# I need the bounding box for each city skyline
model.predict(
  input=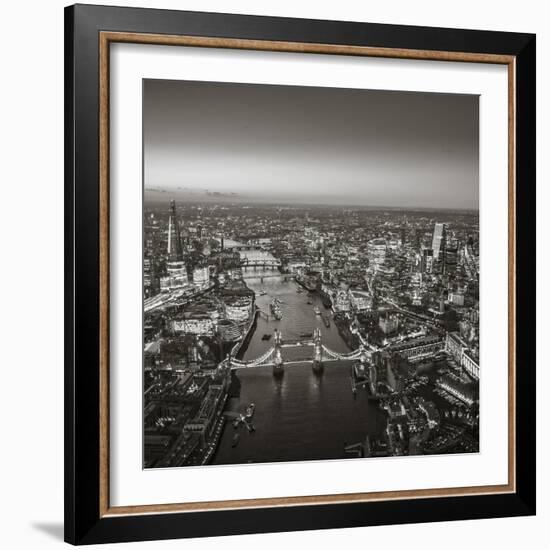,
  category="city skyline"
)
[143,199,480,468]
[144,80,479,210]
